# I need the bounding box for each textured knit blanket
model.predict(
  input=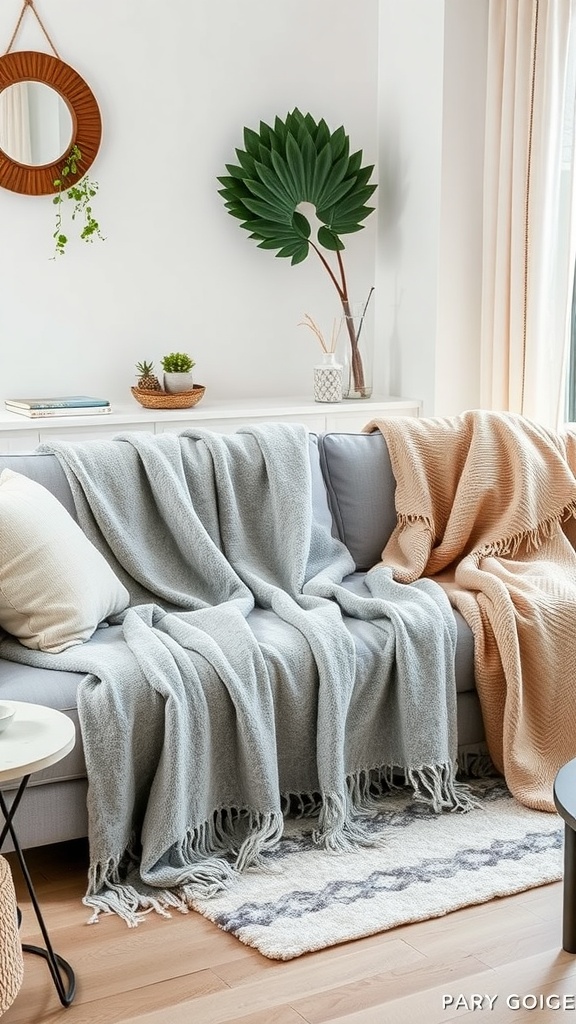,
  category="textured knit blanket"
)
[0,425,472,924]
[365,409,576,812]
